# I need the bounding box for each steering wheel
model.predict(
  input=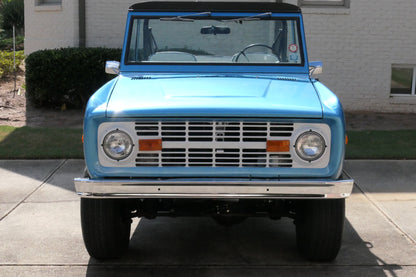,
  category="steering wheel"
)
[234,43,274,62]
